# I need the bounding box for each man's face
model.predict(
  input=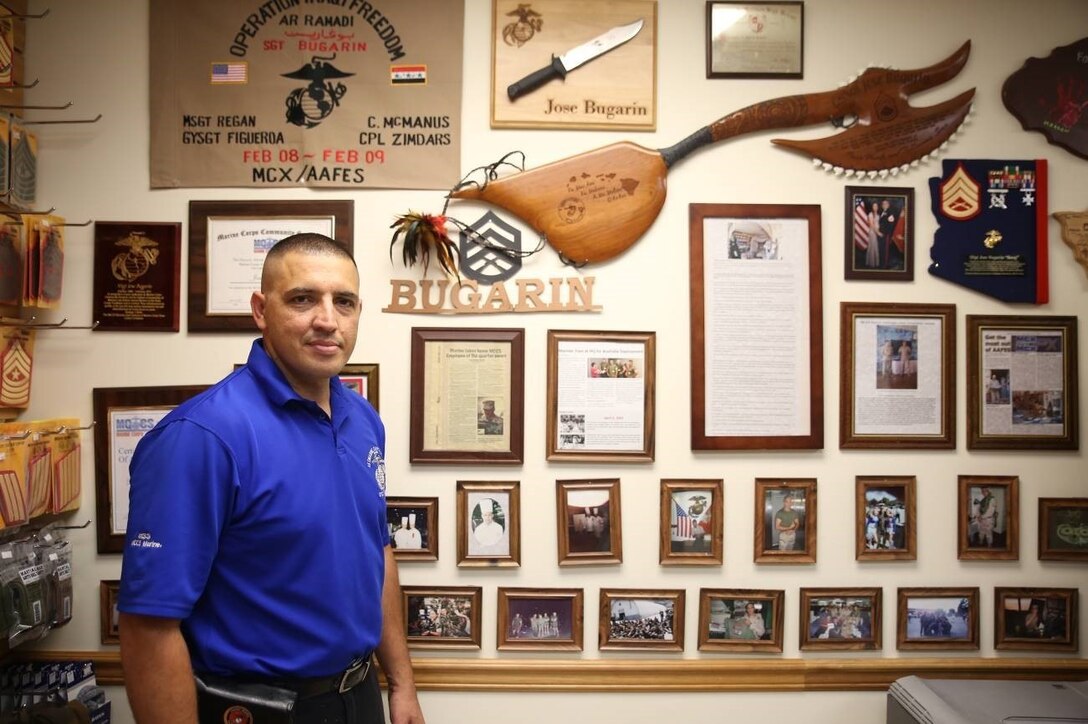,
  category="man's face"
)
[251,250,360,397]
[782,496,793,510]
[881,199,891,210]
[481,509,493,523]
